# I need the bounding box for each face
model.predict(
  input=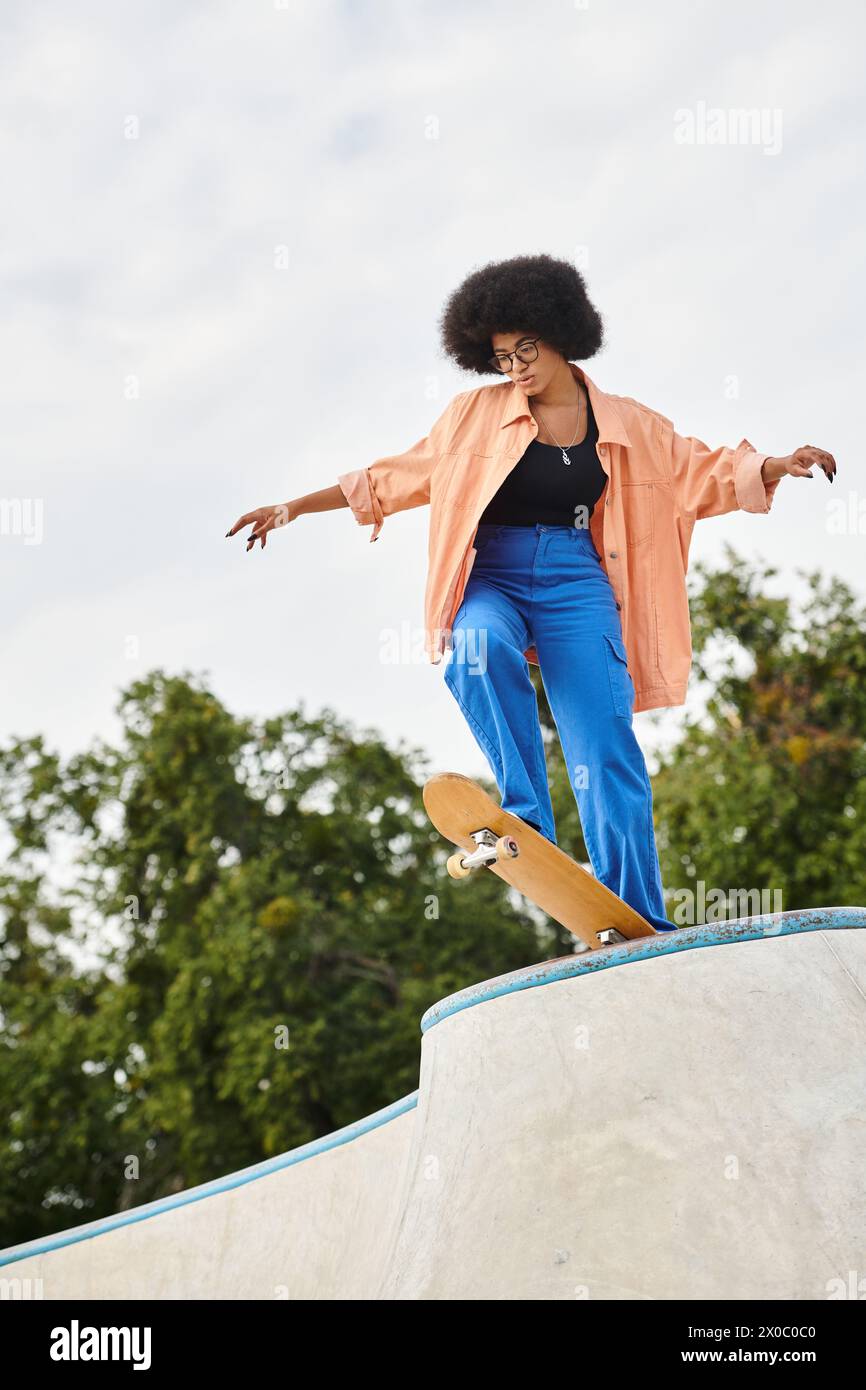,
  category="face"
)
[489,331,560,393]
